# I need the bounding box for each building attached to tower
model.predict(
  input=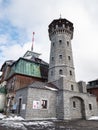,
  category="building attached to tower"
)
[0,18,98,120]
